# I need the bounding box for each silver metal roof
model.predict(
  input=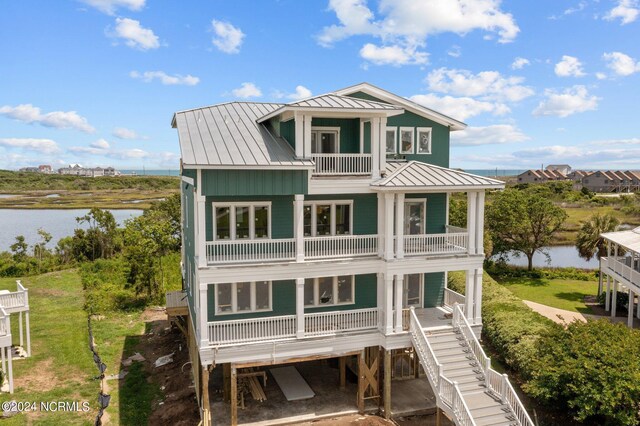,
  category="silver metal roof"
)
[601,227,640,253]
[373,161,505,191]
[173,102,314,167]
